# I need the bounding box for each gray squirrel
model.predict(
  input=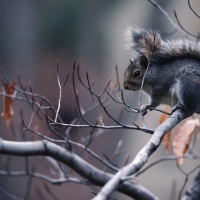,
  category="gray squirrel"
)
[123,27,200,115]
